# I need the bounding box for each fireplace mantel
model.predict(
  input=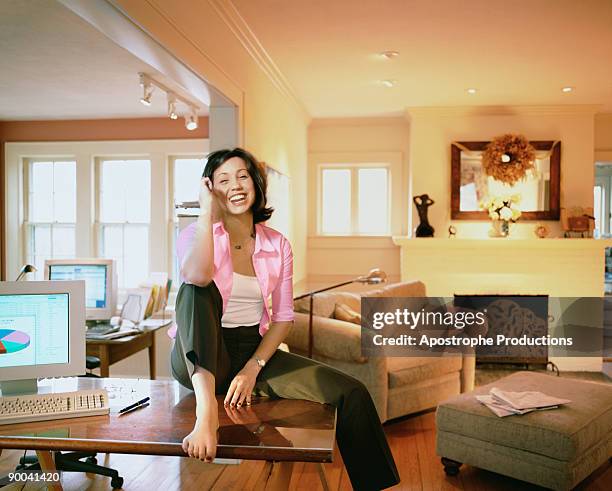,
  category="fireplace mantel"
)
[391,238,612,298]
[391,238,611,372]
